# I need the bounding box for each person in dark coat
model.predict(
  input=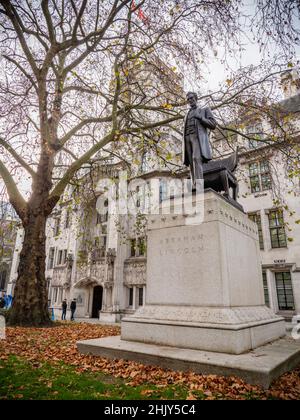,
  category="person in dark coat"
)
[70,299,77,321]
[183,92,217,187]
[0,292,5,309]
[61,299,67,320]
